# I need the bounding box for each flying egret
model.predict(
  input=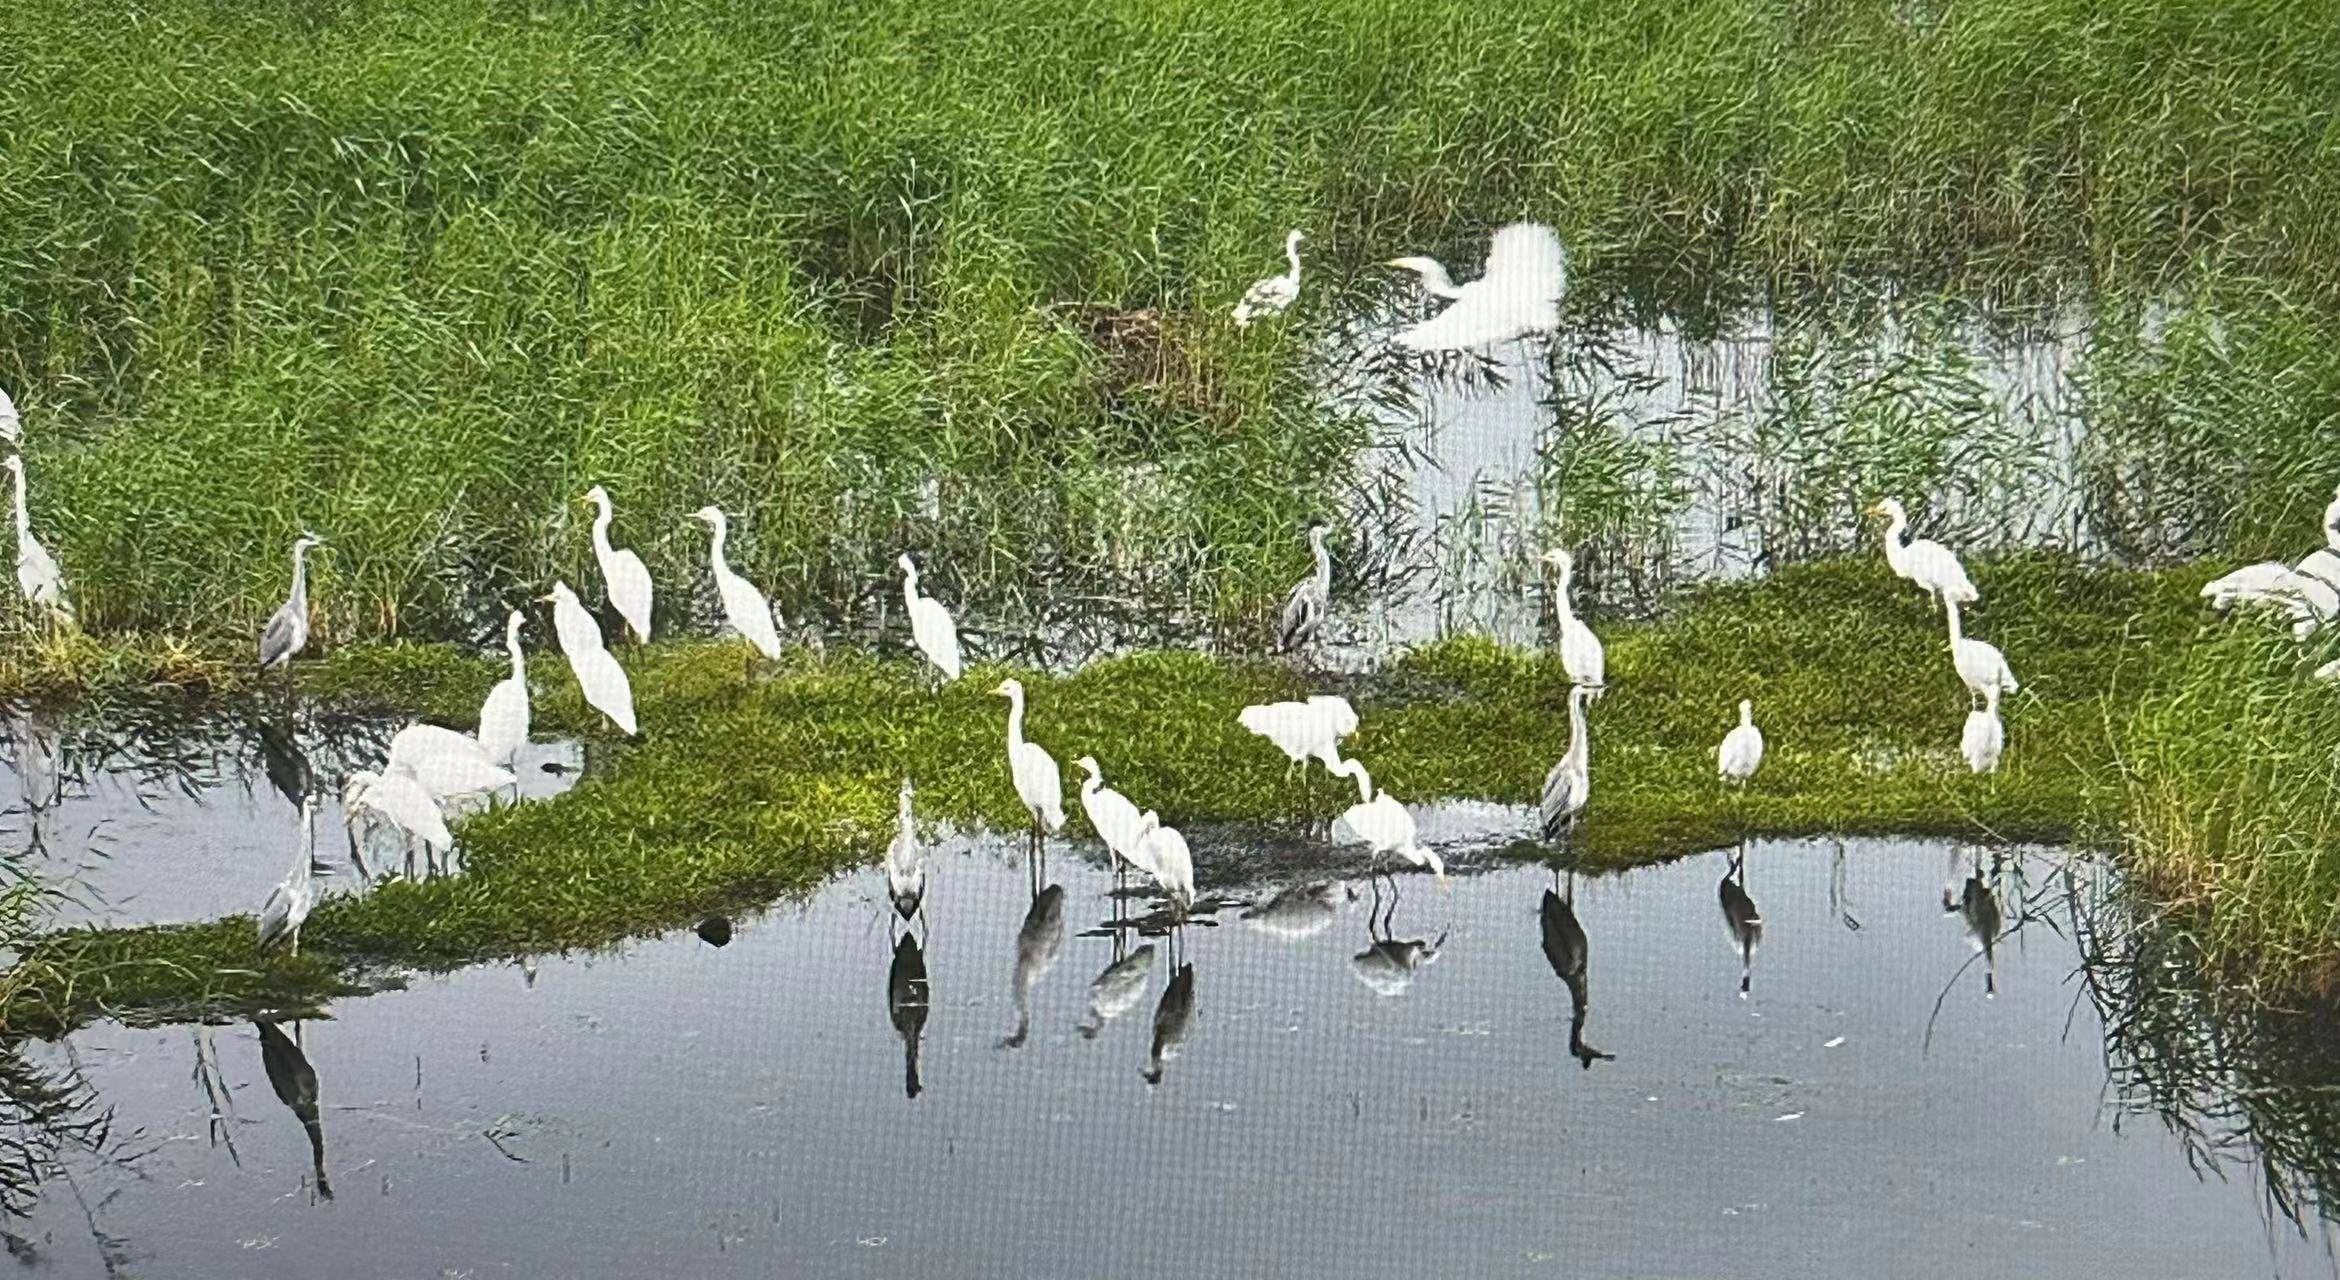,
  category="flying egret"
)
[477,610,530,769]
[1719,856,1762,998]
[386,722,515,801]
[0,387,17,444]
[1277,523,1332,656]
[1077,944,1156,1040]
[1944,596,2019,710]
[1541,548,1605,693]
[1135,810,1196,917]
[1236,694,1356,817]
[343,769,454,879]
[1962,685,2005,775]
[898,554,962,686]
[885,777,925,922]
[541,582,638,735]
[1076,755,1147,884]
[257,795,322,956]
[1232,230,1304,329]
[999,884,1066,1050]
[1386,222,1568,352]
[1540,685,1593,845]
[581,486,654,644]
[258,533,325,671]
[1142,962,1197,1085]
[1868,498,1977,612]
[1328,756,1448,891]
[995,679,1066,882]
[688,506,784,669]
[5,456,69,623]
[1717,700,1764,785]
